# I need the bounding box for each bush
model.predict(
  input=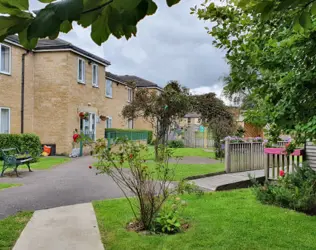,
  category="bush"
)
[168,140,184,148]
[253,164,316,213]
[153,197,187,234]
[104,128,152,143]
[0,134,41,161]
